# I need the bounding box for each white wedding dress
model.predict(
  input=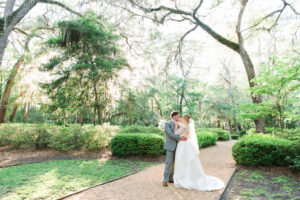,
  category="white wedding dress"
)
[174,119,224,191]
